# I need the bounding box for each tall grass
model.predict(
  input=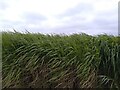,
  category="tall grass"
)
[2,31,120,88]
